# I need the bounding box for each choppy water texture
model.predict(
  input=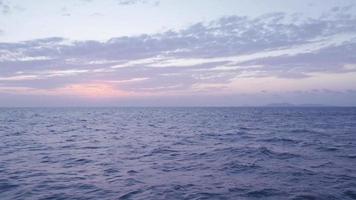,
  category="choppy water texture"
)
[1,107,356,200]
